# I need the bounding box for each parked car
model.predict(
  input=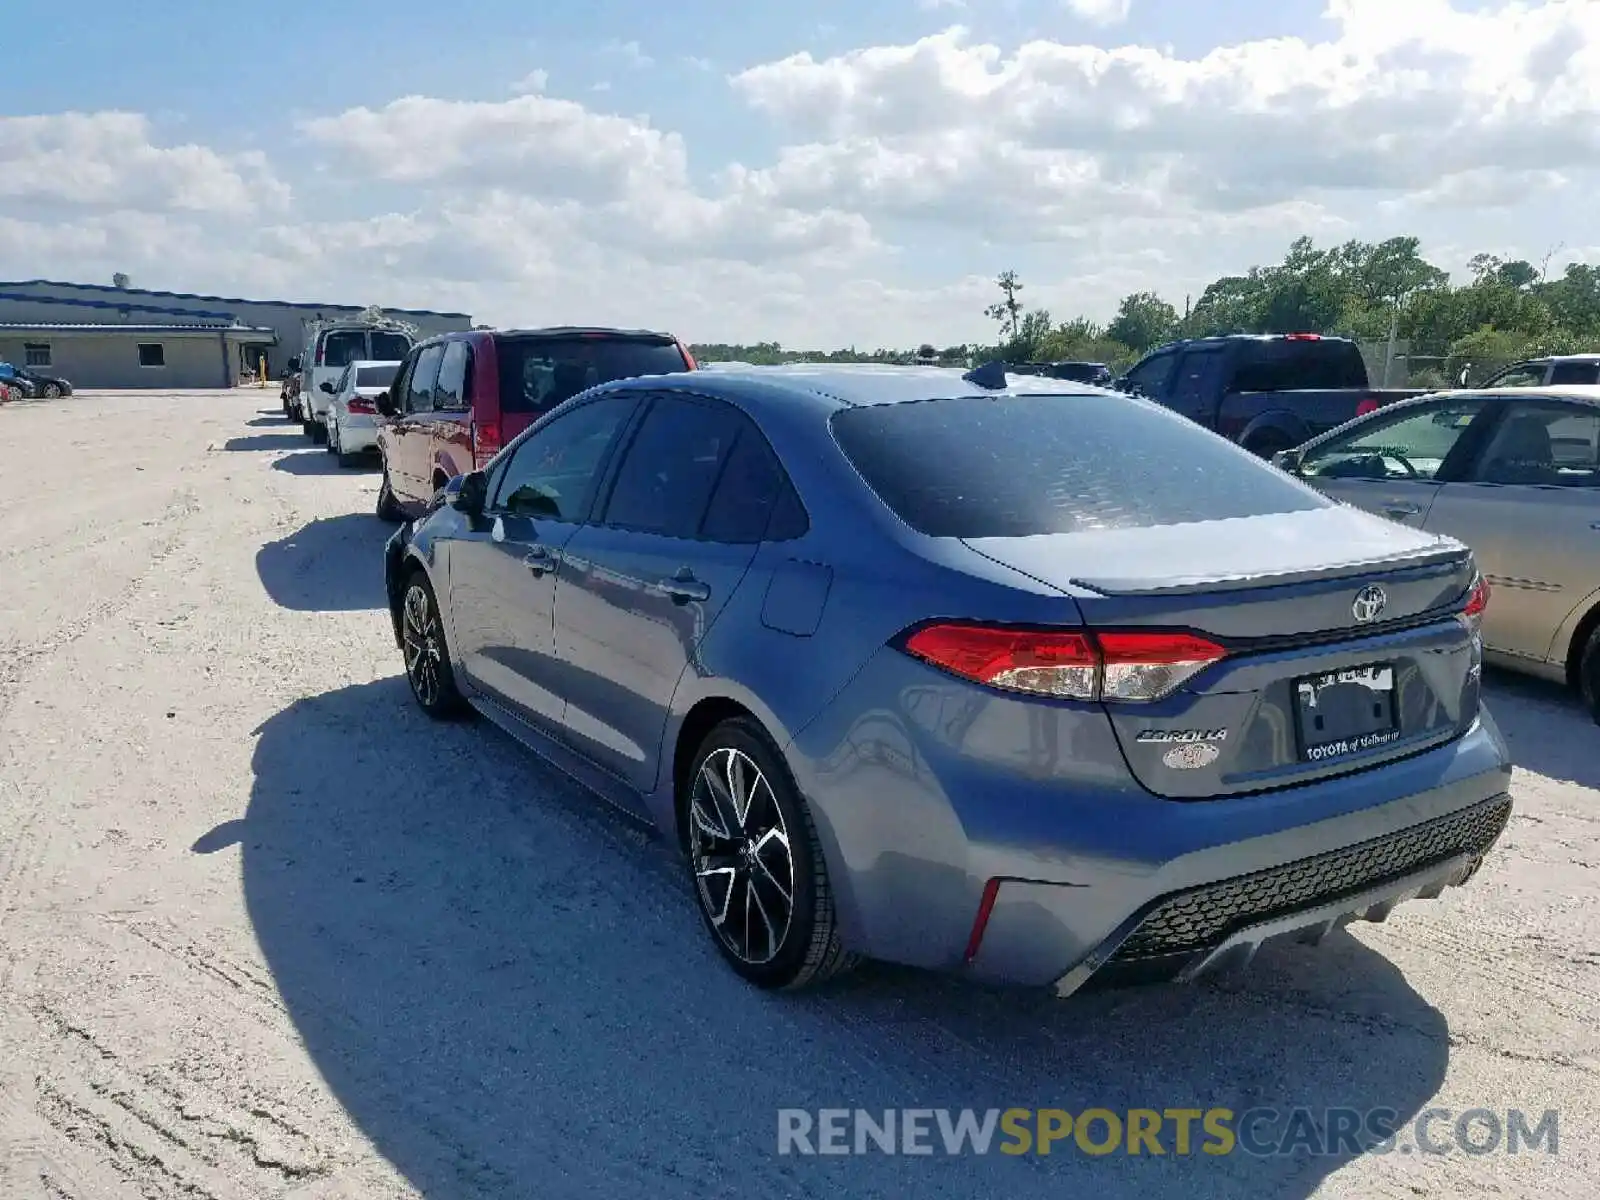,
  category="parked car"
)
[1274,385,1600,720]
[1475,354,1600,389]
[372,325,696,521]
[323,359,400,467]
[1113,333,1431,457]
[0,363,72,398]
[382,363,1511,994]
[288,317,416,442]
[0,363,33,399]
